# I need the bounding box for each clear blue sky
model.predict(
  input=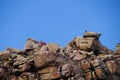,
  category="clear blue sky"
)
[0,0,120,51]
